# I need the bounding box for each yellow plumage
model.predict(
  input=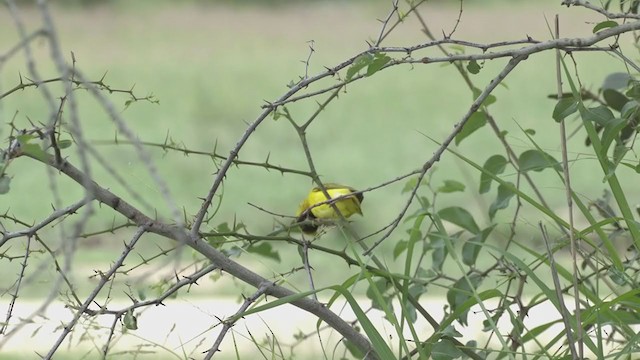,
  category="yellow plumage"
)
[295,183,364,233]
